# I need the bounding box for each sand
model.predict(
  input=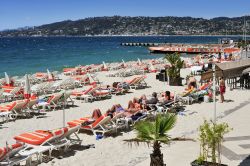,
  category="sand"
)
[1,67,250,166]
